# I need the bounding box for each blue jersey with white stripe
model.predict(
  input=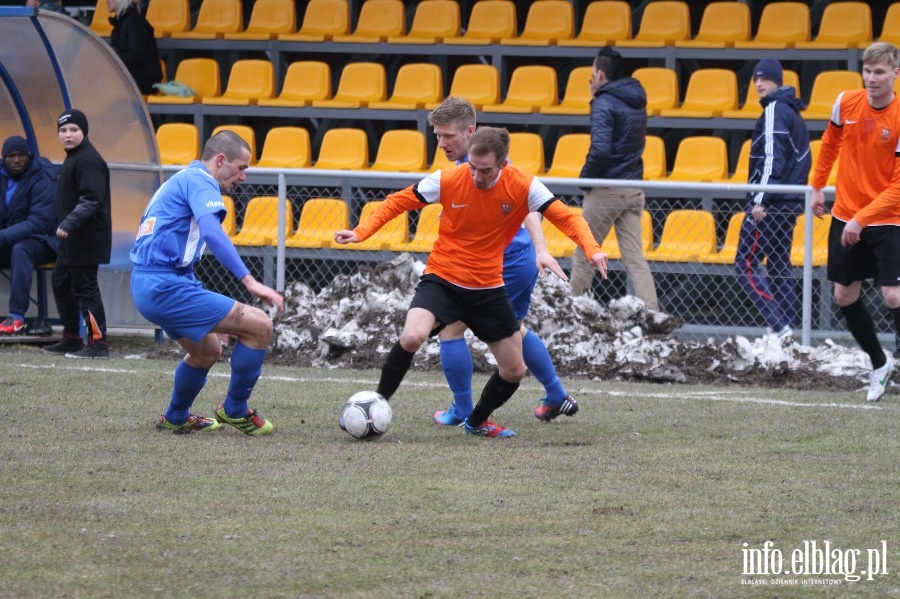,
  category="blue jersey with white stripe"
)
[130,161,226,269]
